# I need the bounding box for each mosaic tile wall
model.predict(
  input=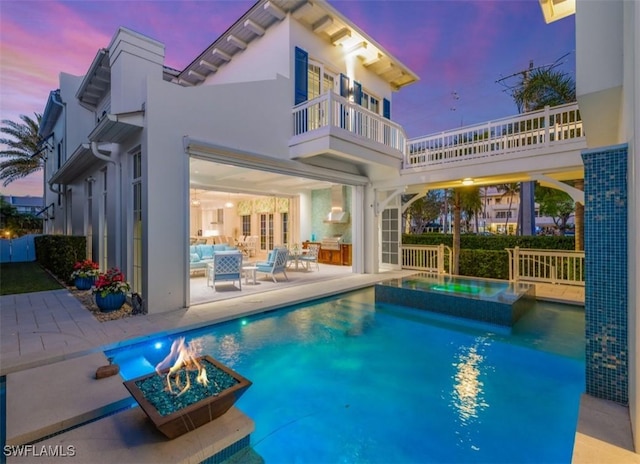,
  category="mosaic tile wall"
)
[310,187,352,243]
[582,144,628,404]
